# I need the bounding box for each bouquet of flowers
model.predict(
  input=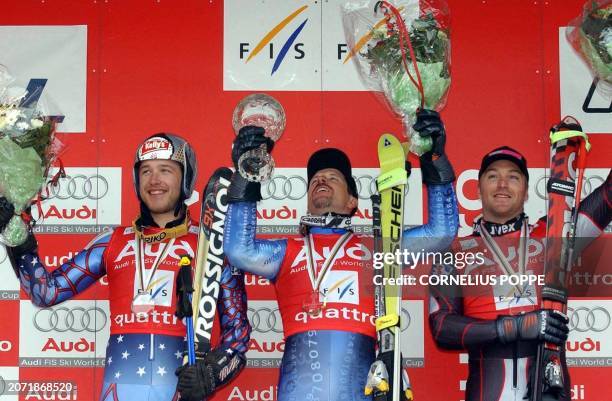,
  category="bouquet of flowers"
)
[342,0,451,155]
[0,65,63,246]
[566,1,612,89]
